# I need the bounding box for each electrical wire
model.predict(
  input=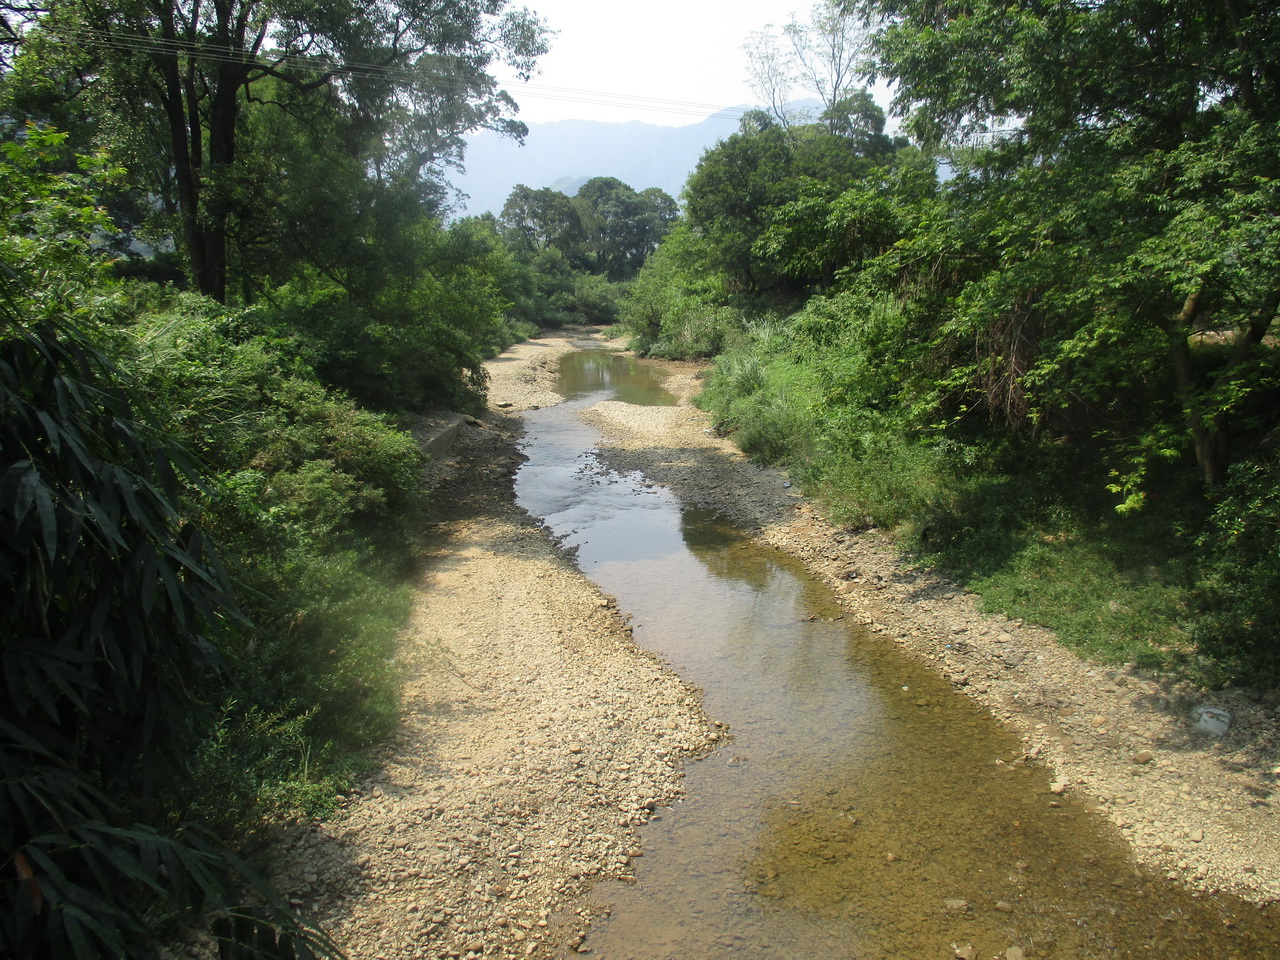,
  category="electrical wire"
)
[47,23,753,122]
